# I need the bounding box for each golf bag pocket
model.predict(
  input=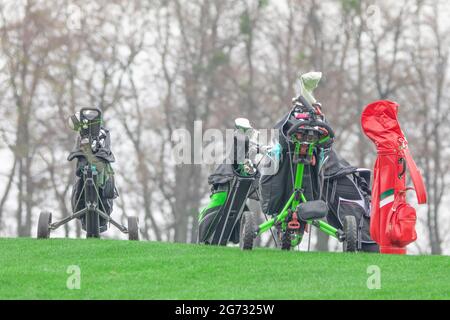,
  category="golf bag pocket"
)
[386,192,417,247]
[102,174,116,199]
[198,176,254,245]
[260,154,294,216]
[323,170,373,243]
[198,190,228,244]
[97,163,116,199]
[260,174,283,215]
